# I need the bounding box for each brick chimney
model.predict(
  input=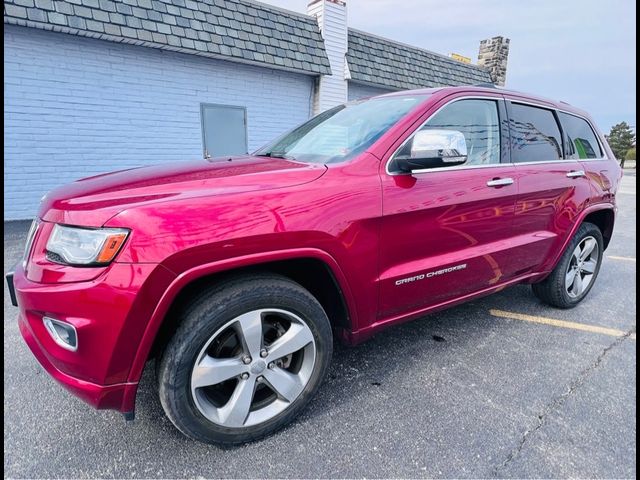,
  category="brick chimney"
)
[308,0,348,113]
[477,36,510,86]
